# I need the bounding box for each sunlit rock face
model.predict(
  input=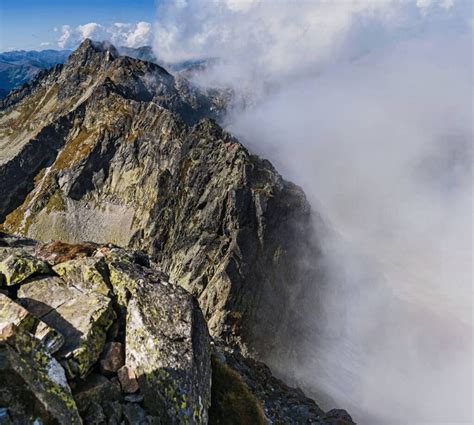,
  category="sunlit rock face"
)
[0,39,319,362]
[0,39,355,423]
